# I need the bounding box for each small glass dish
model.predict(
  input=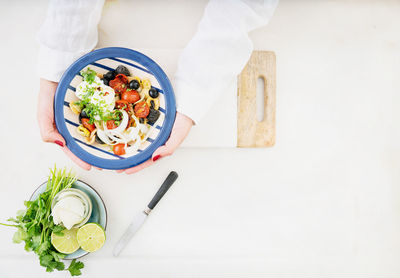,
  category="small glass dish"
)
[51,188,93,229]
